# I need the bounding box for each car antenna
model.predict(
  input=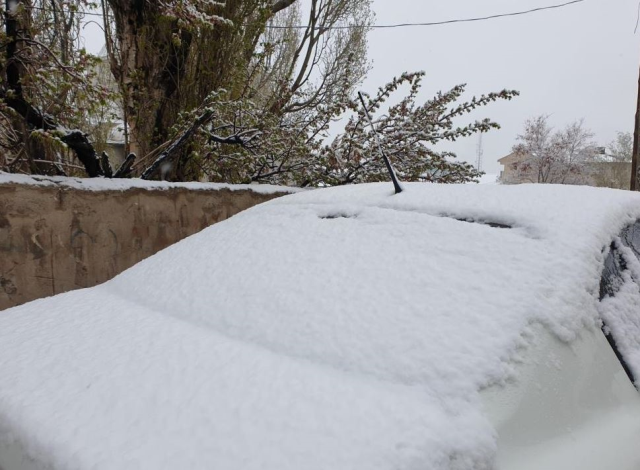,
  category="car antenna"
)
[358,91,403,194]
